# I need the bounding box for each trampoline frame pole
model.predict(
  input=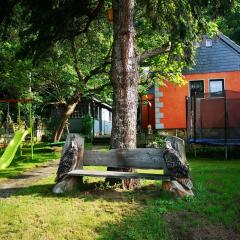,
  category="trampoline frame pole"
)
[224,90,228,160]
[193,92,197,143]
[185,97,188,139]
